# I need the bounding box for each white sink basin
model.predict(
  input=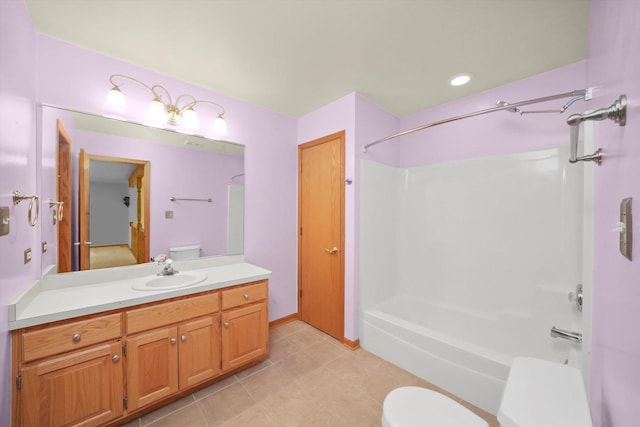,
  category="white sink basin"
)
[132,271,207,291]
